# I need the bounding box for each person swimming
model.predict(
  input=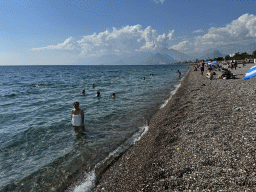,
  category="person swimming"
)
[81,89,85,94]
[96,92,100,97]
[112,93,115,98]
[92,83,95,88]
